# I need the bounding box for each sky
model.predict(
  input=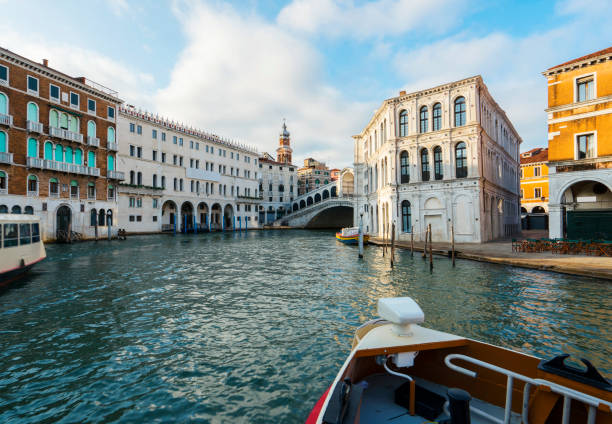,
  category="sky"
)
[1,0,610,167]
